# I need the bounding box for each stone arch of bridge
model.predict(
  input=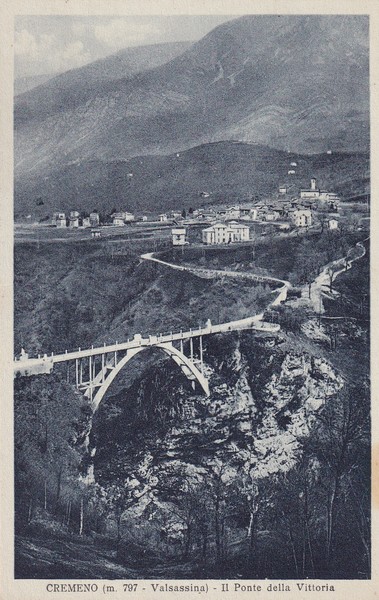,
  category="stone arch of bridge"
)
[86,342,209,412]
